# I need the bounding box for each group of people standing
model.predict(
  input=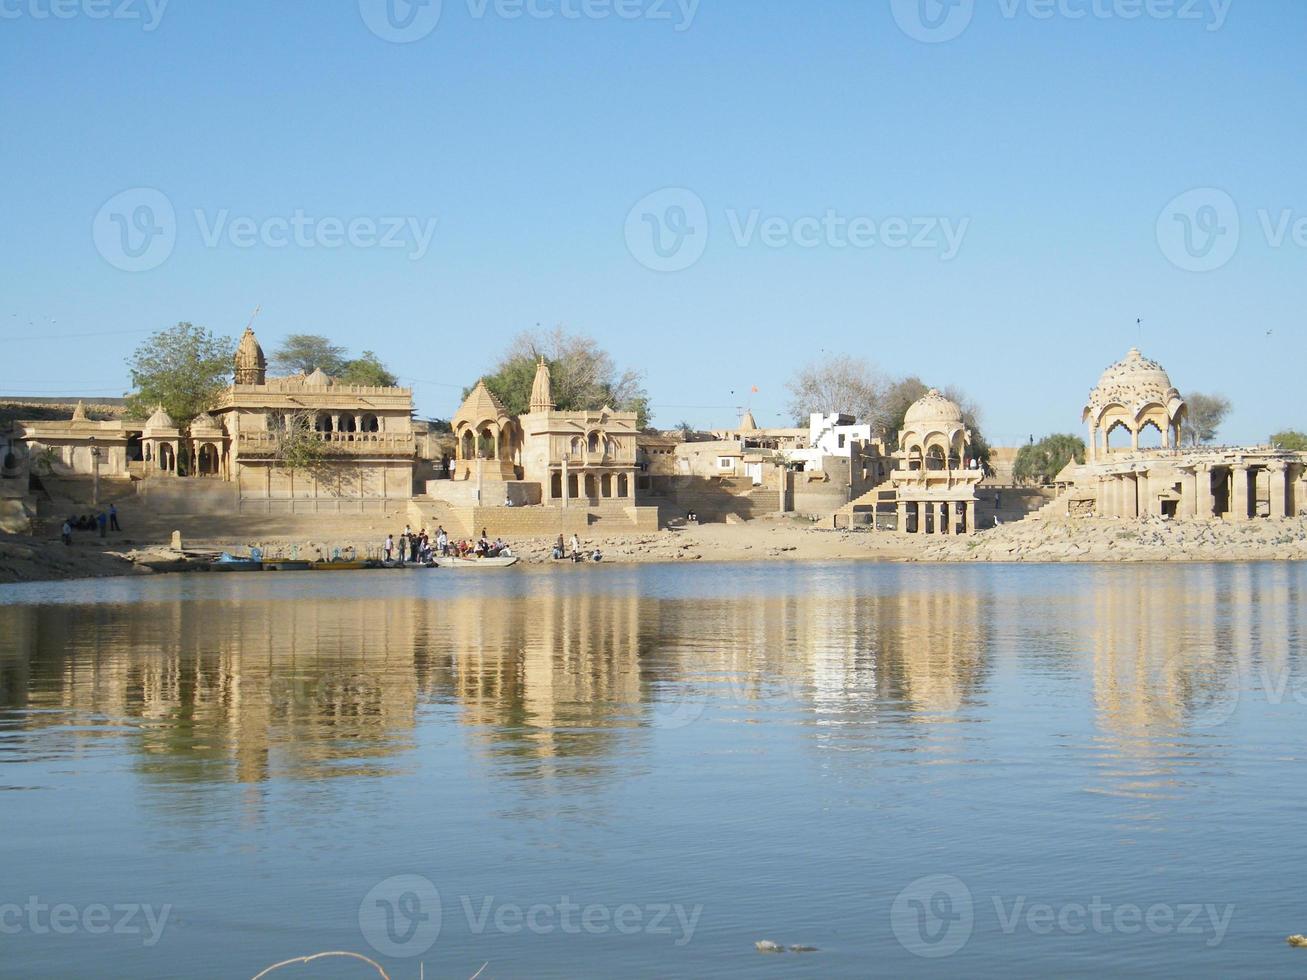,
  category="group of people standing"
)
[61,504,120,545]
[552,533,602,563]
[382,525,514,564]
